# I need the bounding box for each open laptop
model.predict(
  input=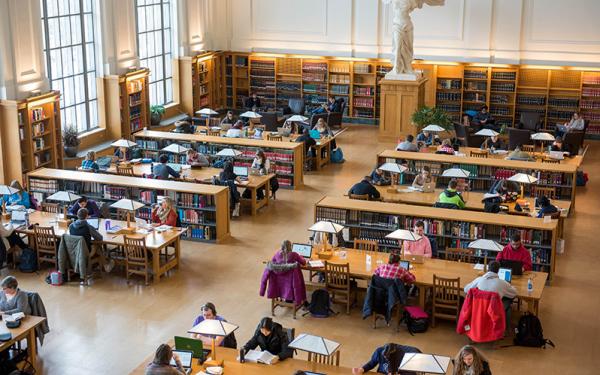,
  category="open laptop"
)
[403,254,424,264]
[174,336,210,361]
[277,127,291,137]
[233,166,249,181]
[309,129,321,139]
[499,259,523,276]
[399,260,410,270]
[170,350,193,375]
[292,243,313,259]
[422,182,435,193]
[220,123,232,131]
[498,268,513,283]
[10,211,28,227]
[87,218,100,229]
[548,150,564,160]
